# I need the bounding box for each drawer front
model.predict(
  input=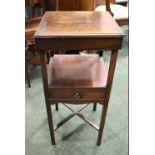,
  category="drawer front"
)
[48,88,106,100]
